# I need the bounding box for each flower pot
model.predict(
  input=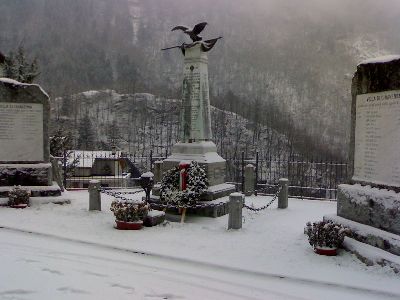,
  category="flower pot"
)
[10,203,28,209]
[115,220,143,230]
[314,246,337,256]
